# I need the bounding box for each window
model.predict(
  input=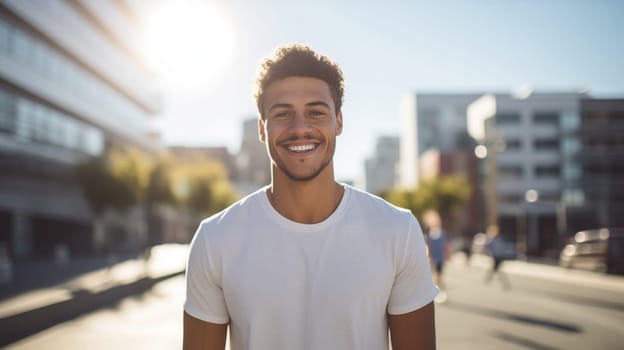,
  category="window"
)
[499,193,522,203]
[495,113,520,124]
[419,108,439,120]
[0,17,10,52]
[533,112,559,125]
[2,19,147,134]
[535,165,560,177]
[538,192,560,202]
[504,139,522,151]
[3,87,104,155]
[15,99,34,140]
[31,104,47,142]
[499,165,523,177]
[534,139,559,150]
[0,89,15,132]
